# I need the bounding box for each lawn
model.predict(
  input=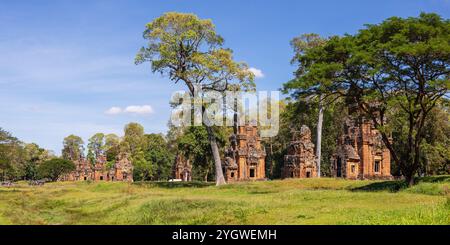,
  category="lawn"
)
[0,177,448,225]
